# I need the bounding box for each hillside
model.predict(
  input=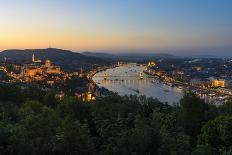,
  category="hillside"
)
[0,48,111,71]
